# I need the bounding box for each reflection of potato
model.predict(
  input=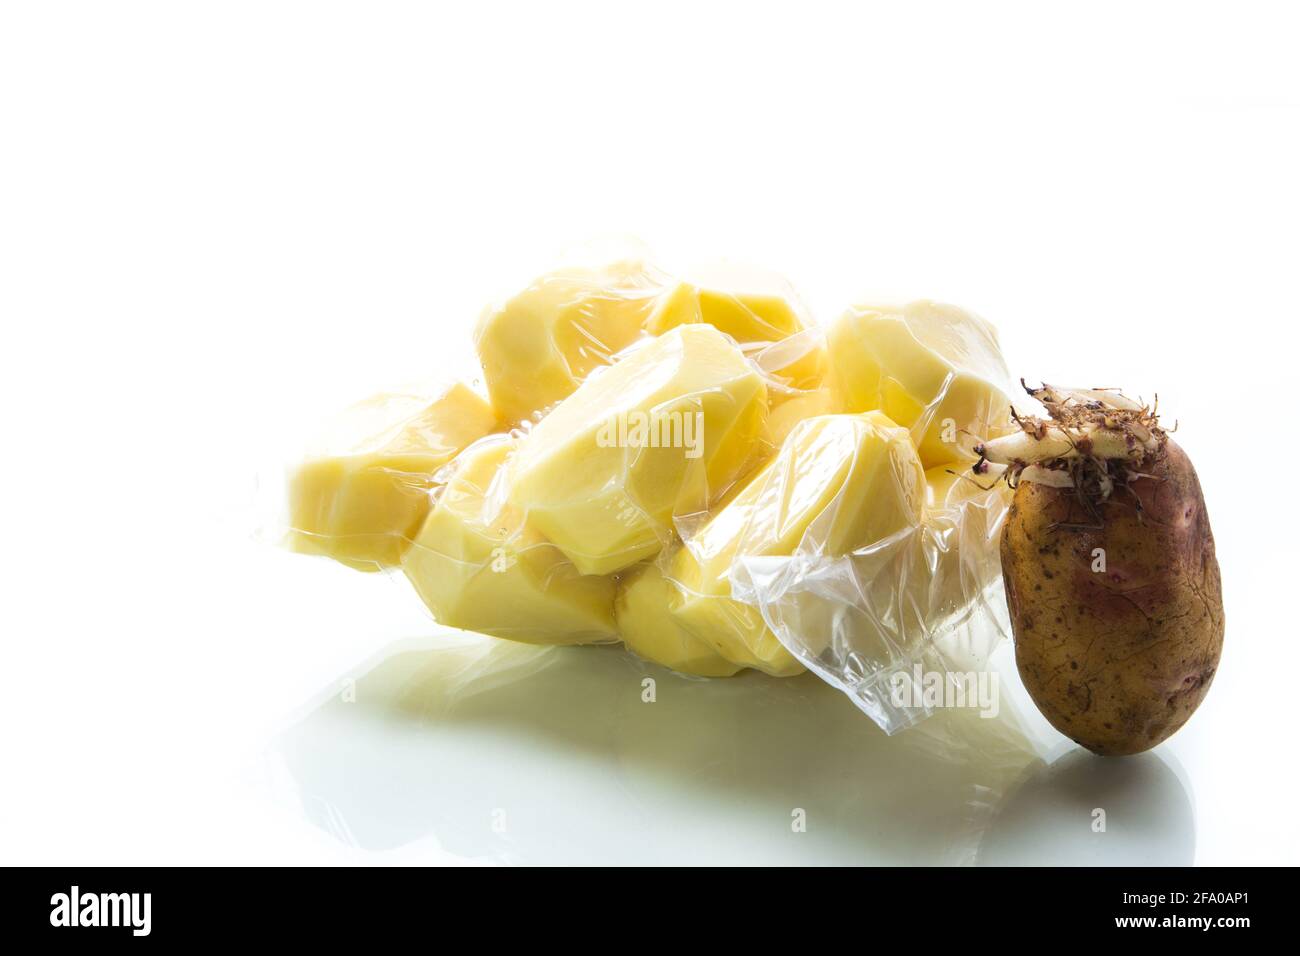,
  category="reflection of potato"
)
[977,748,1194,866]
[1002,441,1224,755]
